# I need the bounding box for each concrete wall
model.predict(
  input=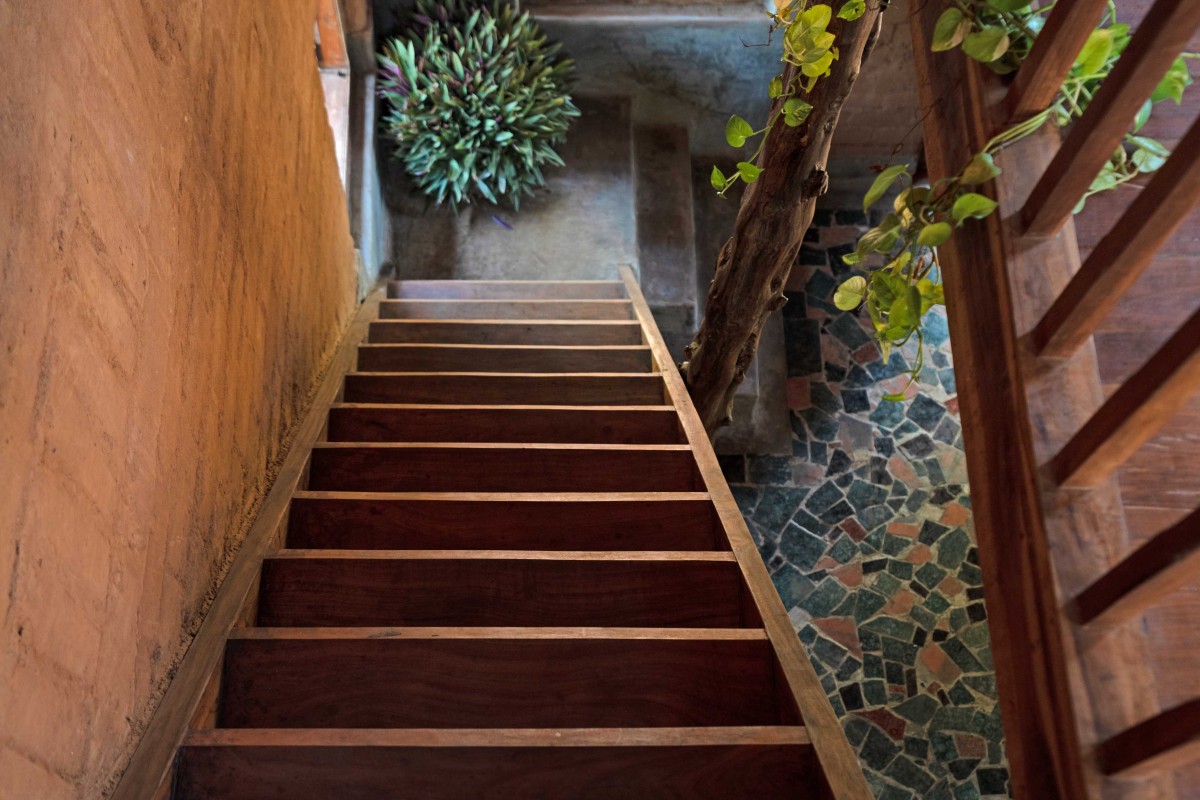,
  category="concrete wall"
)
[0,3,358,797]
